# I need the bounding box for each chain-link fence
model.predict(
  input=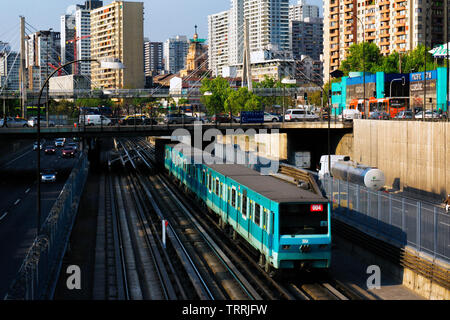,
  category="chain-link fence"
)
[4,153,89,300]
[321,175,450,264]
